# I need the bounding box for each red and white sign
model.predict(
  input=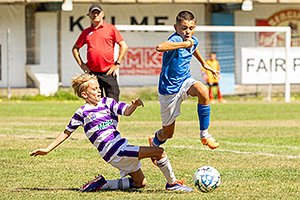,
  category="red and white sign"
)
[121,47,162,75]
[256,9,300,47]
